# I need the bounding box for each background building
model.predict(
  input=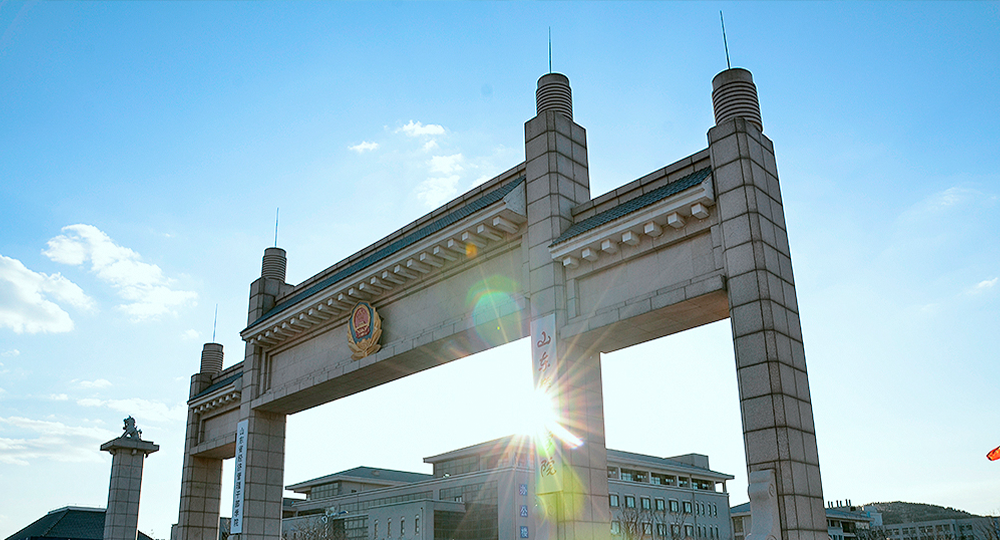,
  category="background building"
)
[280,435,732,540]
